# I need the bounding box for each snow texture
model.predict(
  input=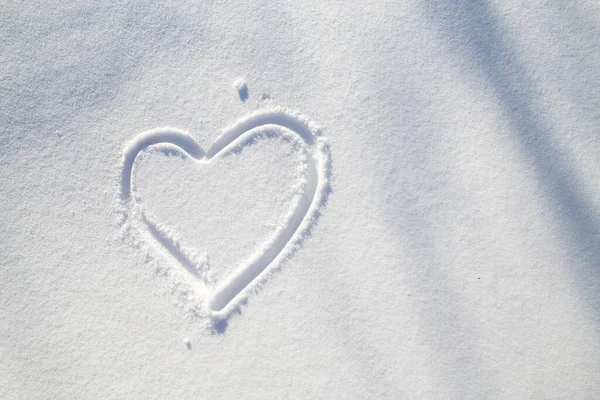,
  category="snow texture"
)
[1,0,600,399]
[233,77,249,102]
